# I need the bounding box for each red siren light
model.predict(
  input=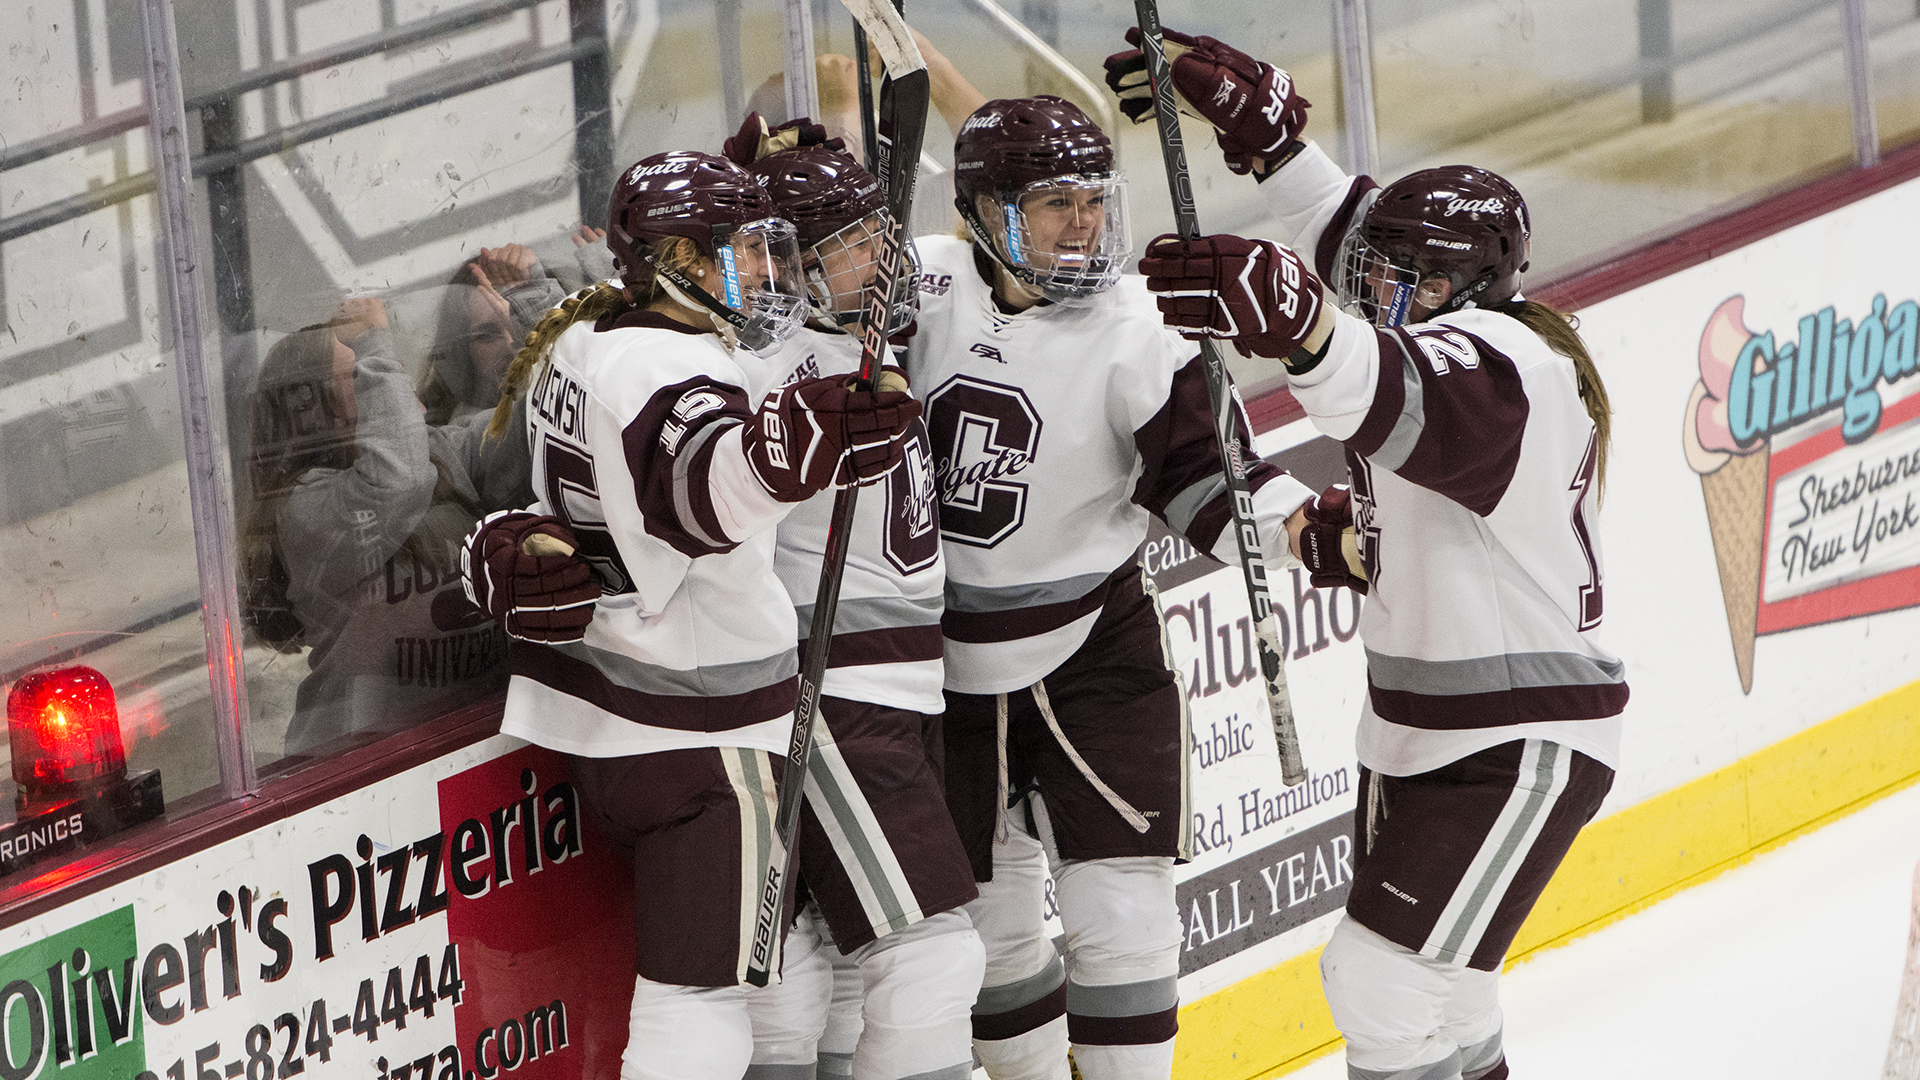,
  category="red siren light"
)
[8,665,127,802]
